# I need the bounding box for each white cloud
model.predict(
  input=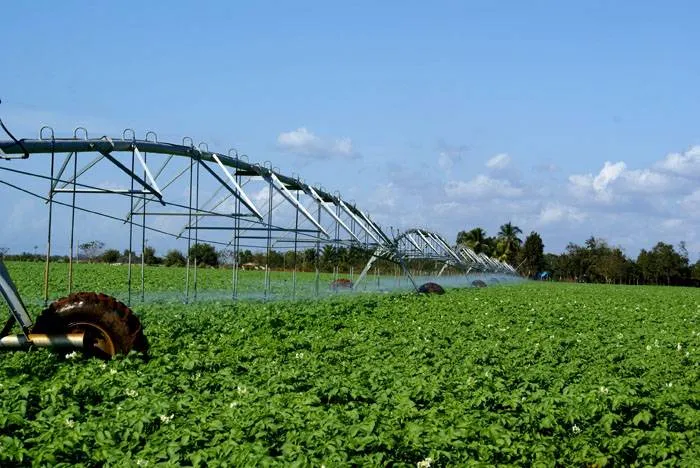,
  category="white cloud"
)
[619,169,676,194]
[486,153,511,170]
[277,127,319,151]
[656,145,700,178]
[277,127,359,159]
[538,202,587,225]
[592,161,626,191]
[679,189,700,217]
[445,175,523,199]
[435,141,468,173]
[570,161,682,203]
[568,161,626,202]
